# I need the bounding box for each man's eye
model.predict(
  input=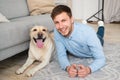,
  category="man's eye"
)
[55,22,59,24]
